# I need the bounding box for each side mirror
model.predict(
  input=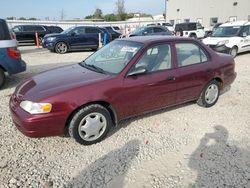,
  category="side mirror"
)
[127,66,147,77]
[142,31,148,35]
[70,32,77,36]
[242,32,247,37]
